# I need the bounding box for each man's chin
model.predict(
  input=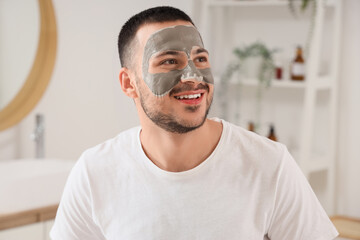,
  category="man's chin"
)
[184,105,201,113]
[162,119,206,134]
[168,114,208,134]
